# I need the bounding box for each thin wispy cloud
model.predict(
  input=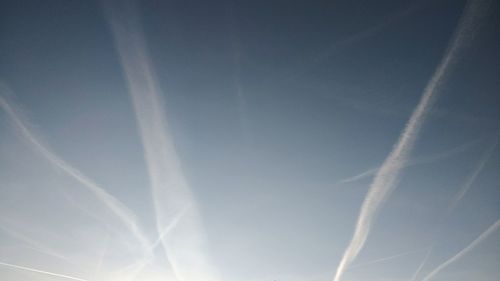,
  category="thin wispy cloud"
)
[105,1,219,280]
[0,261,88,281]
[340,140,479,184]
[421,219,500,281]
[332,1,488,281]
[0,90,151,257]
